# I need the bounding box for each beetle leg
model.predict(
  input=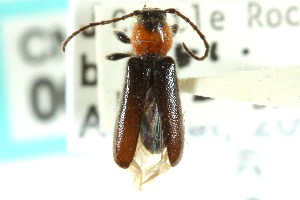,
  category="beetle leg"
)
[106,53,132,61]
[113,30,131,44]
[171,24,179,37]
